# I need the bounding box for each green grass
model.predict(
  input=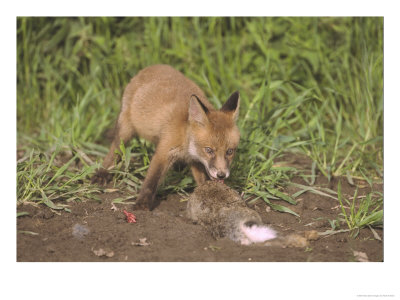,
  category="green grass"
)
[17,17,383,222]
[337,182,383,238]
[17,147,101,209]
